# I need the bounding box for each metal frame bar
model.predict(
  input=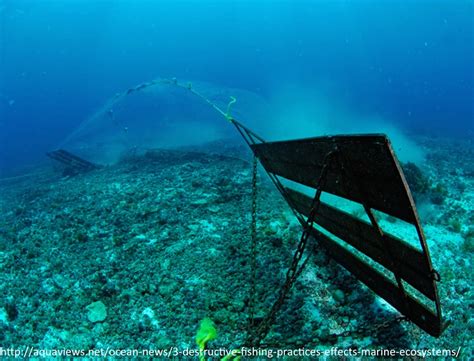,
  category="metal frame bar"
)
[388,145,443,324]
[230,119,307,225]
